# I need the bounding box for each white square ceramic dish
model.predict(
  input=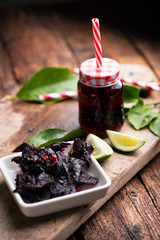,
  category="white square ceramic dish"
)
[0,143,111,217]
